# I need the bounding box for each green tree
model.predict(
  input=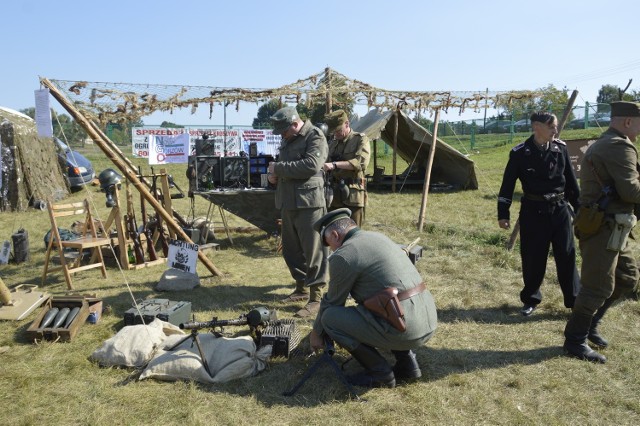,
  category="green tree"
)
[20,108,88,145]
[160,121,184,128]
[495,84,573,121]
[596,83,636,111]
[106,118,144,146]
[252,99,283,129]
